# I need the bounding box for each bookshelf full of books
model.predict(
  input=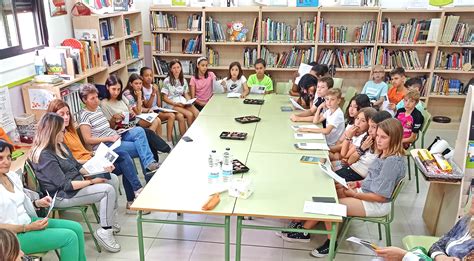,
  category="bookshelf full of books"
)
[148,6,474,127]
